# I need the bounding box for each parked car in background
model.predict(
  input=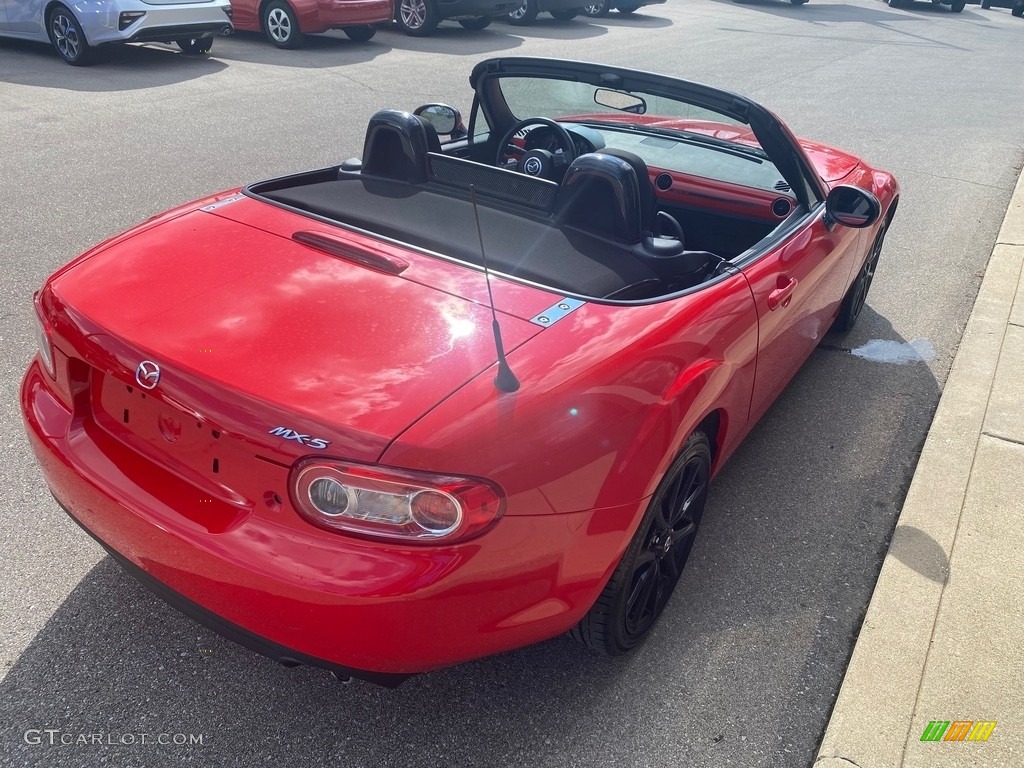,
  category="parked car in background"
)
[887,0,966,11]
[0,0,232,64]
[982,0,1024,14]
[229,0,390,47]
[581,0,663,17]
[394,0,514,34]
[506,0,584,23]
